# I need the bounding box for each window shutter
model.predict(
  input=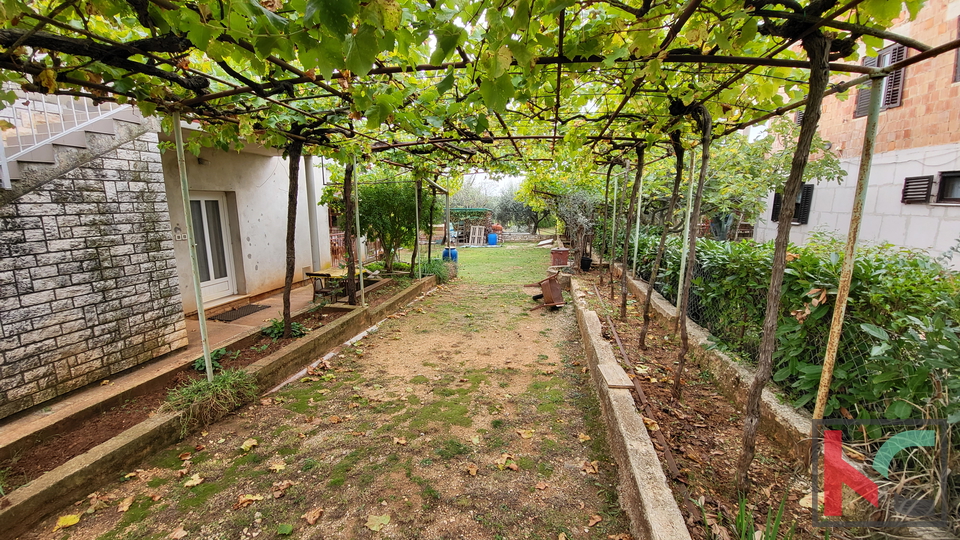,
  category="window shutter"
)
[796,184,814,225]
[883,45,906,108]
[771,192,782,222]
[794,110,804,125]
[901,176,933,203]
[954,17,960,83]
[854,56,878,118]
